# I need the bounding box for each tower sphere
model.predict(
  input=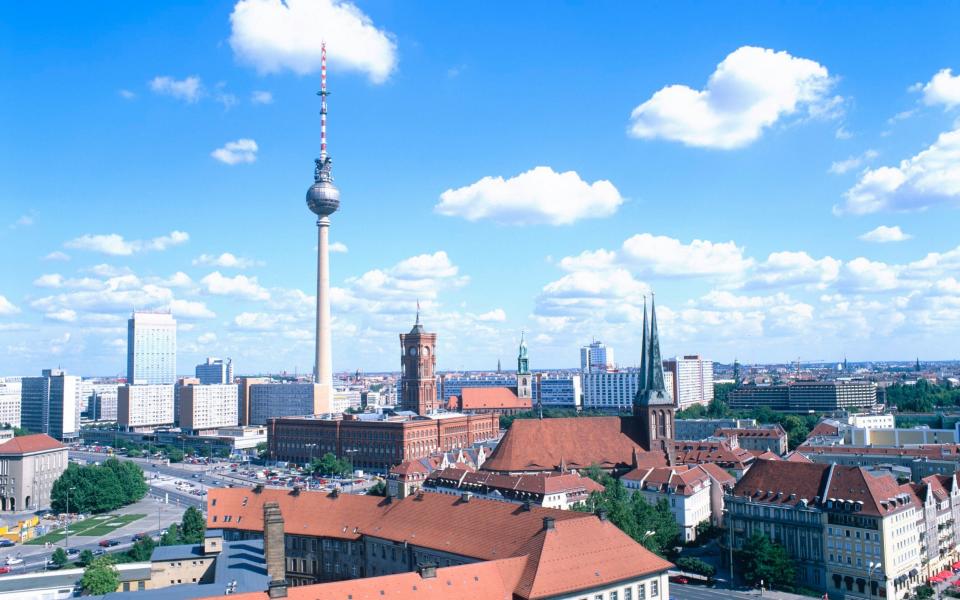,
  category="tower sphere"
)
[306,179,340,216]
